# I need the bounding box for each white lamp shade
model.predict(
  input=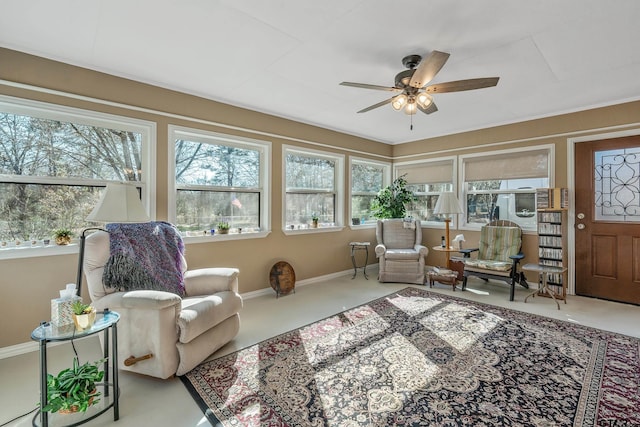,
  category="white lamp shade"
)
[433,192,463,215]
[86,182,150,223]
